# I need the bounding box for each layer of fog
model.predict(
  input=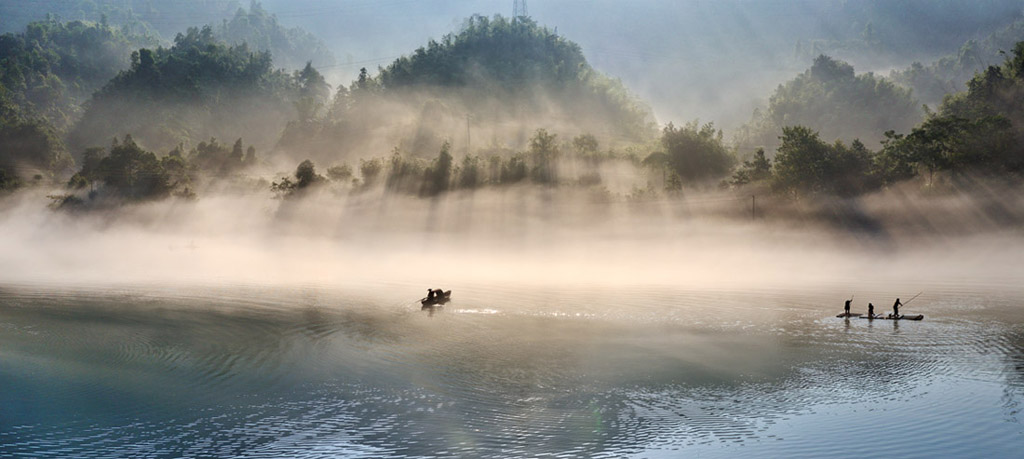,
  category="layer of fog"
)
[3,185,1023,295]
